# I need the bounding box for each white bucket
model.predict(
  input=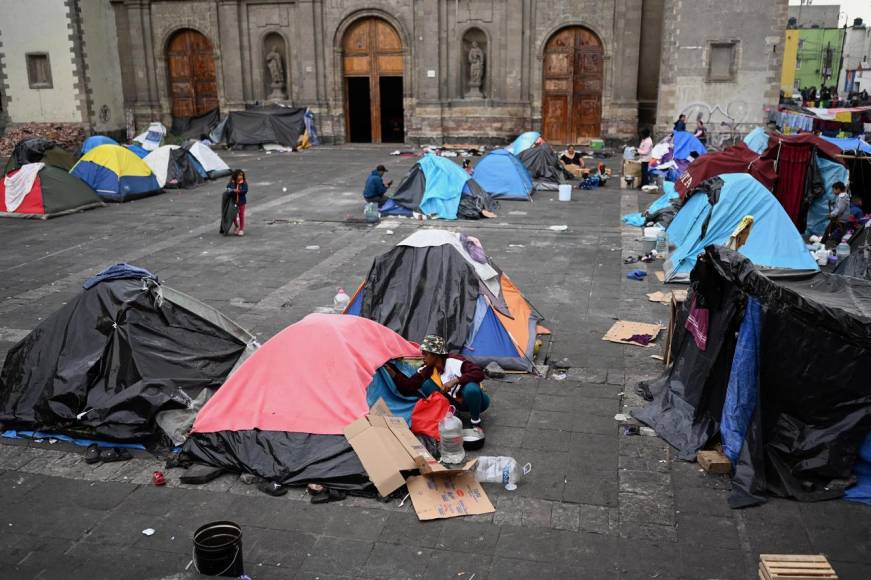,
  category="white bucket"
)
[558,184,572,201]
